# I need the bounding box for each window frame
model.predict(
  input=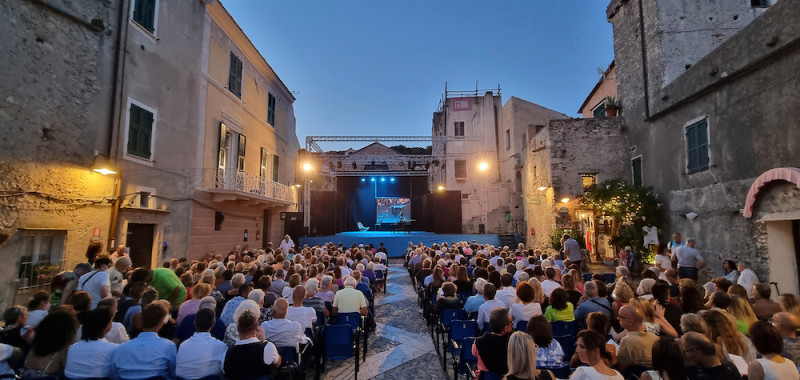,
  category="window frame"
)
[631,155,643,187]
[580,173,598,191]
[684,116,711,174]
[272,154,280,183]
[592,101,607,118]
[505,129,511,150]
[454,121,465,137]
[267,93,277,127]
[123,98,157,165]
[228,52,243,98]
[130,0,159,37]
[454,160,467,179]
[17,230,66,290]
